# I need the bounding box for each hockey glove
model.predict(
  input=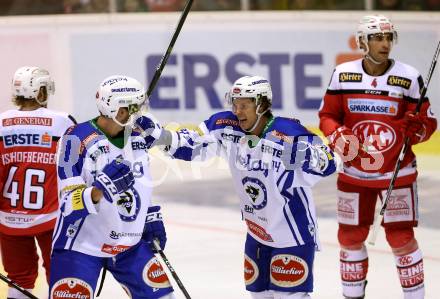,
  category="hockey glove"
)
[302,143,337,176]
[93,159,134,203]
[143,205,167,251]
[399,111,426,145]
[328,126,373,168]
[135,115,163,148]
